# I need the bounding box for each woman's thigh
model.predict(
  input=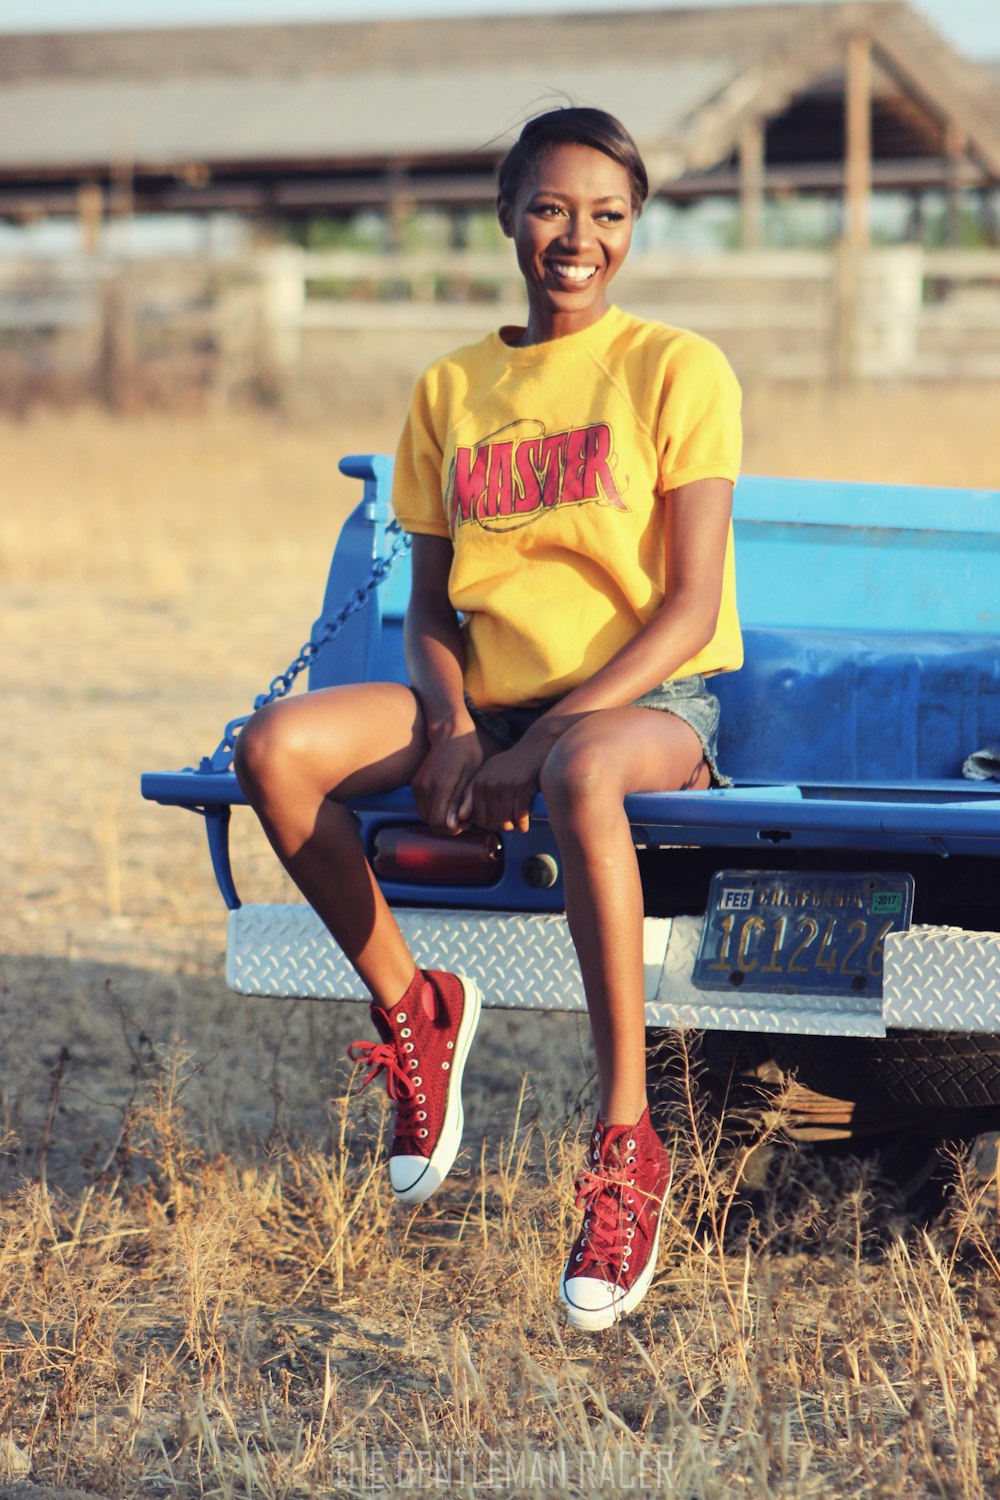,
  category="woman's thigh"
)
[235,680,431,802]
[541,704,711,806]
